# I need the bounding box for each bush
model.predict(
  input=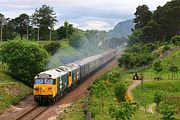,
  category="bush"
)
[163,45,171,51]
[160,103,176,120]
[115,82,127,102]
[170,35,180,46]
[153,59,163,78]
[0,40,48,86]
[43,42,60,55]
